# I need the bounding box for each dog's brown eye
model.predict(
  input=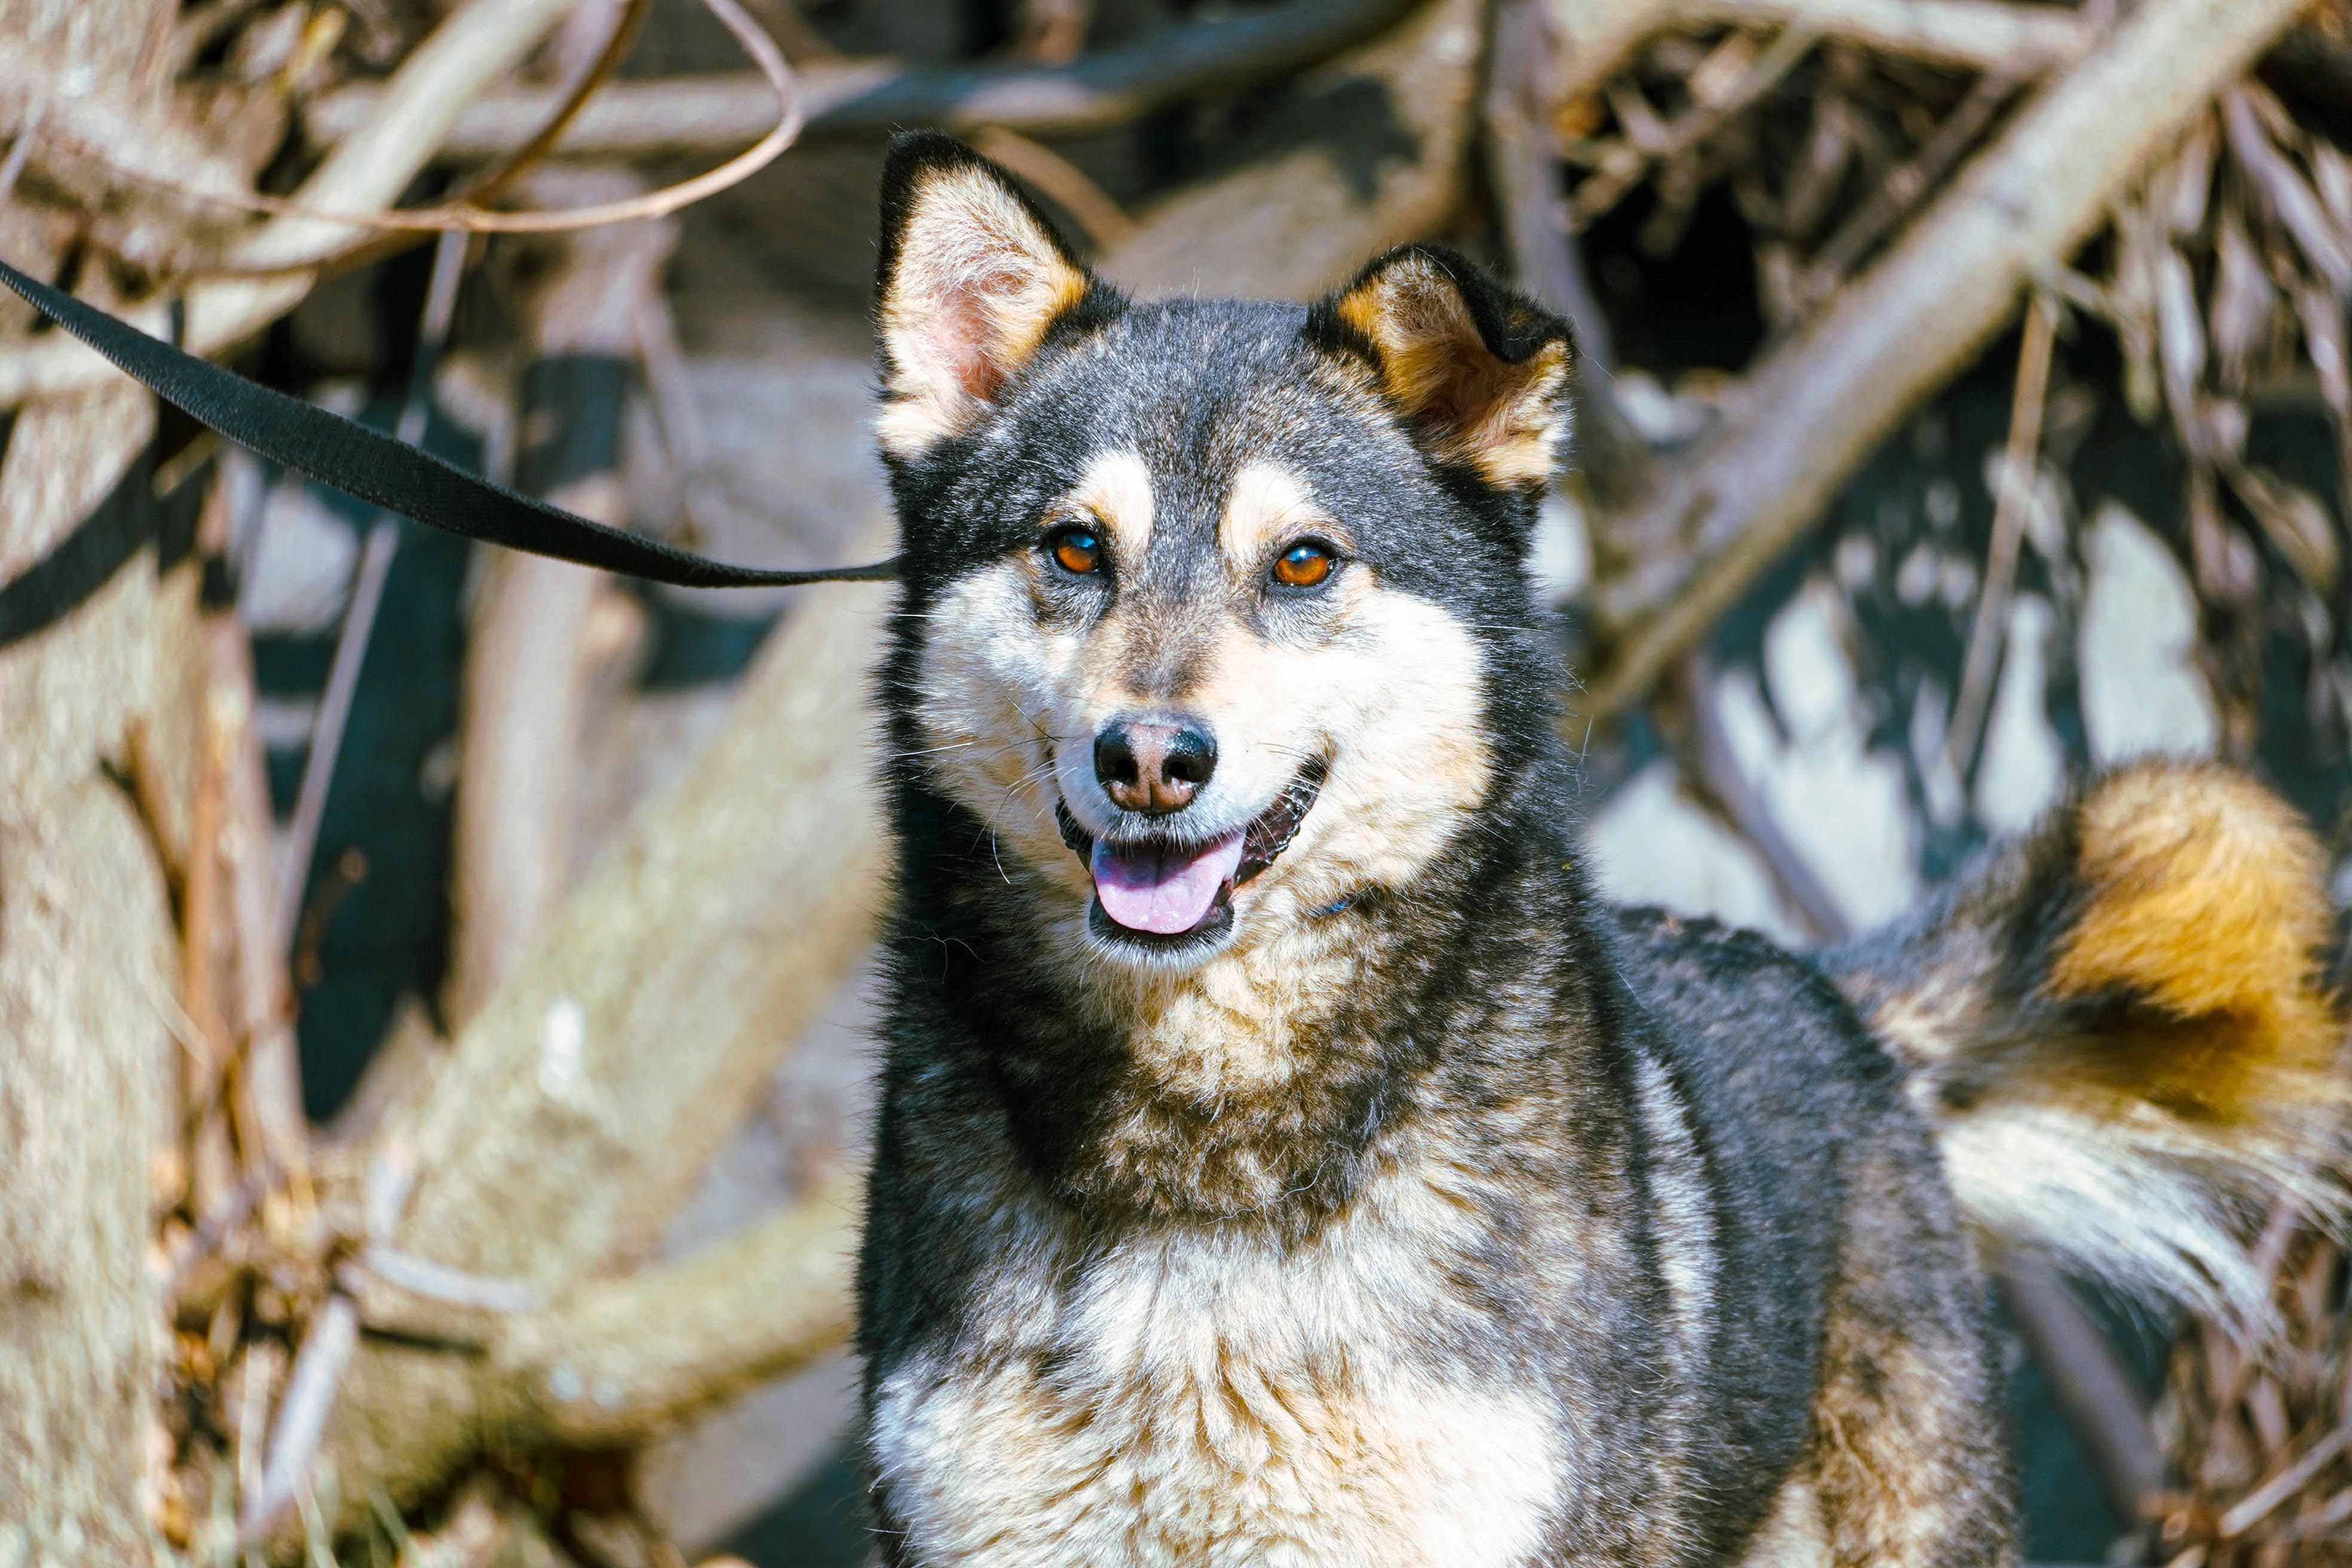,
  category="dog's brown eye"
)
[1050,526,1101,575]
[1273,541,1336,588]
